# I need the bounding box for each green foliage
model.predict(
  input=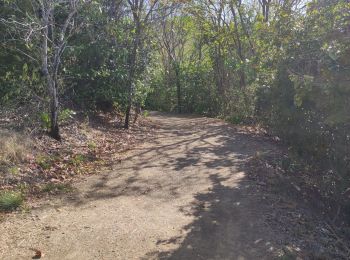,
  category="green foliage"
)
[60,109,75,123]
[227,115,244,125]
[40,109,75,130]
[40,113,51,130]
[0,191,23,212]
[69,154,86,166]
[8,166,19,176]
[87,141,97,150]
[256,0,350,192]
[143,110,150,117]
[36,155,56,170]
